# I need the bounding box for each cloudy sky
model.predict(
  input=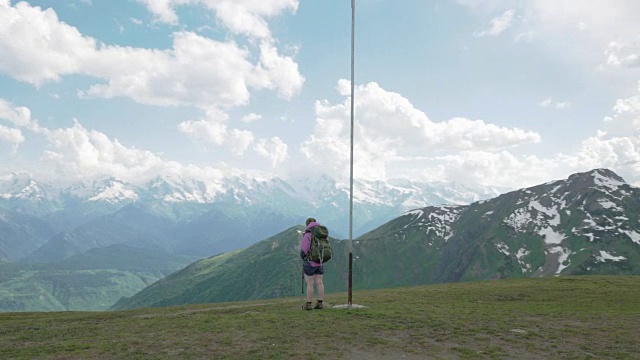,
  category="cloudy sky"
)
[1,0,639,189]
